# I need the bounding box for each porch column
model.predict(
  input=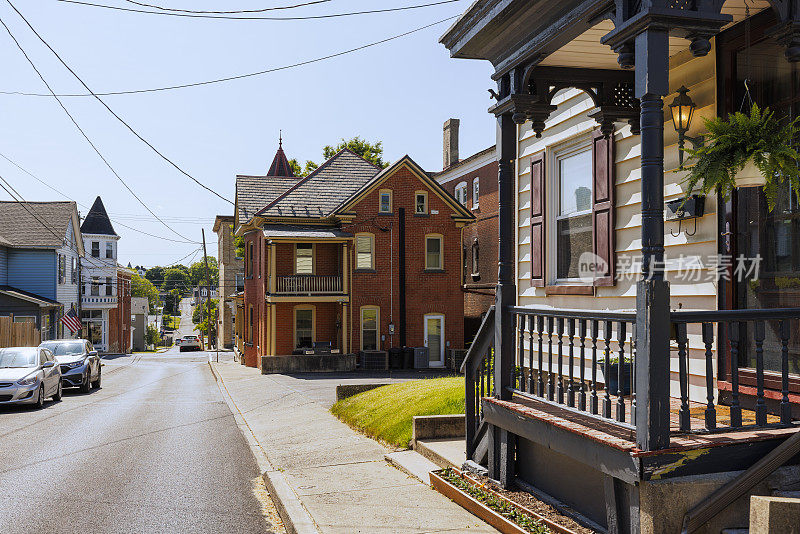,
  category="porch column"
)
[634,28,672,451]
[491,110,516,486]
